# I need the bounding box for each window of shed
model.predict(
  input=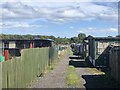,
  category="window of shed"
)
[4,42,9,48]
